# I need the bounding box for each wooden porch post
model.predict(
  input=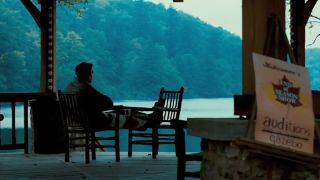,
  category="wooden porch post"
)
[20,0,56,93]
[20,0,62,154]
[290,0,318,66]
[242,0,285,95]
